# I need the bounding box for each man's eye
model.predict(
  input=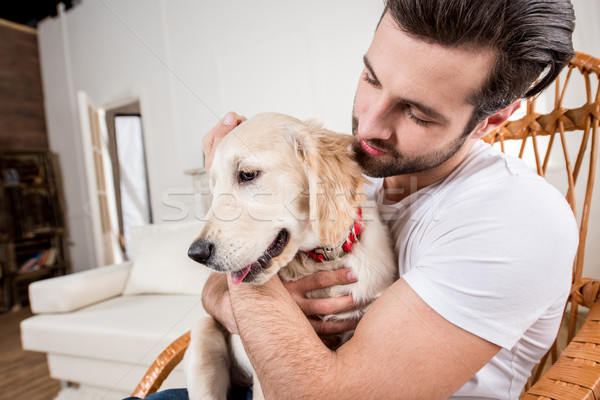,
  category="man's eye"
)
[238,170,259,183]
[363,72,379,86]
[407,109,433,127]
